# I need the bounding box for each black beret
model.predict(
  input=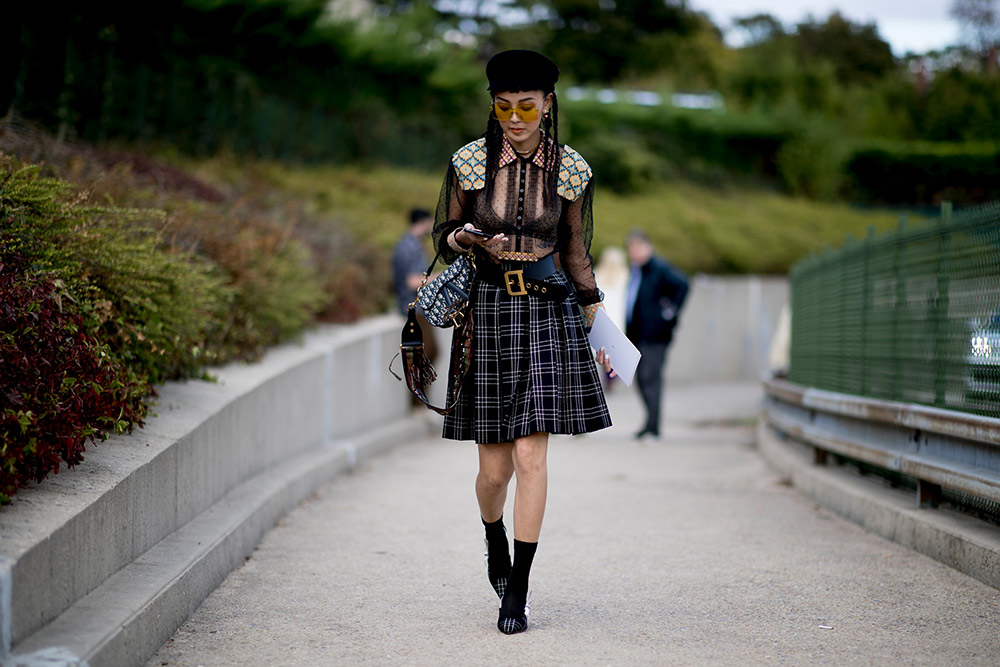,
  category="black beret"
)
[486,50,559,93]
